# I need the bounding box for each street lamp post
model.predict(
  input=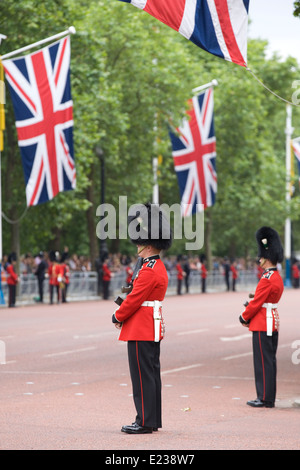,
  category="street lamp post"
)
[95,145,108,295]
